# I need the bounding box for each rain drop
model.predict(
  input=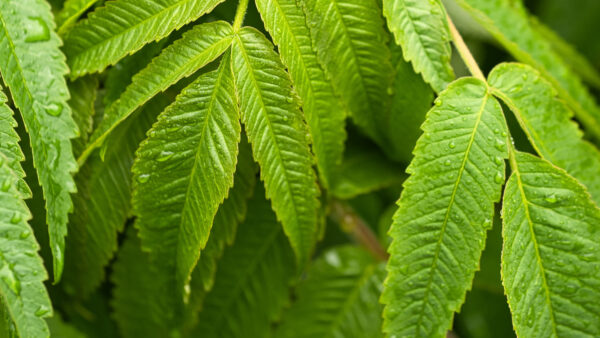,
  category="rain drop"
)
[286,97,293,104]
[1,178,11,192]
[19,231,30,239]
[448,141,456,149]
[45,103,63,116]
[137,174,150,184]
[483,218,492,228]
[495,156,504,166]
[494,172,503,184]
[24,17,50,43]
[35,305,50,317]
[157,151,174,162]
[545,194,557,203]
[495,139,505,150]
[386,86,394,95]
[0,264,20,294]
[434,99,442,106]
[444,159,451,166]
[10,212,22,224]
